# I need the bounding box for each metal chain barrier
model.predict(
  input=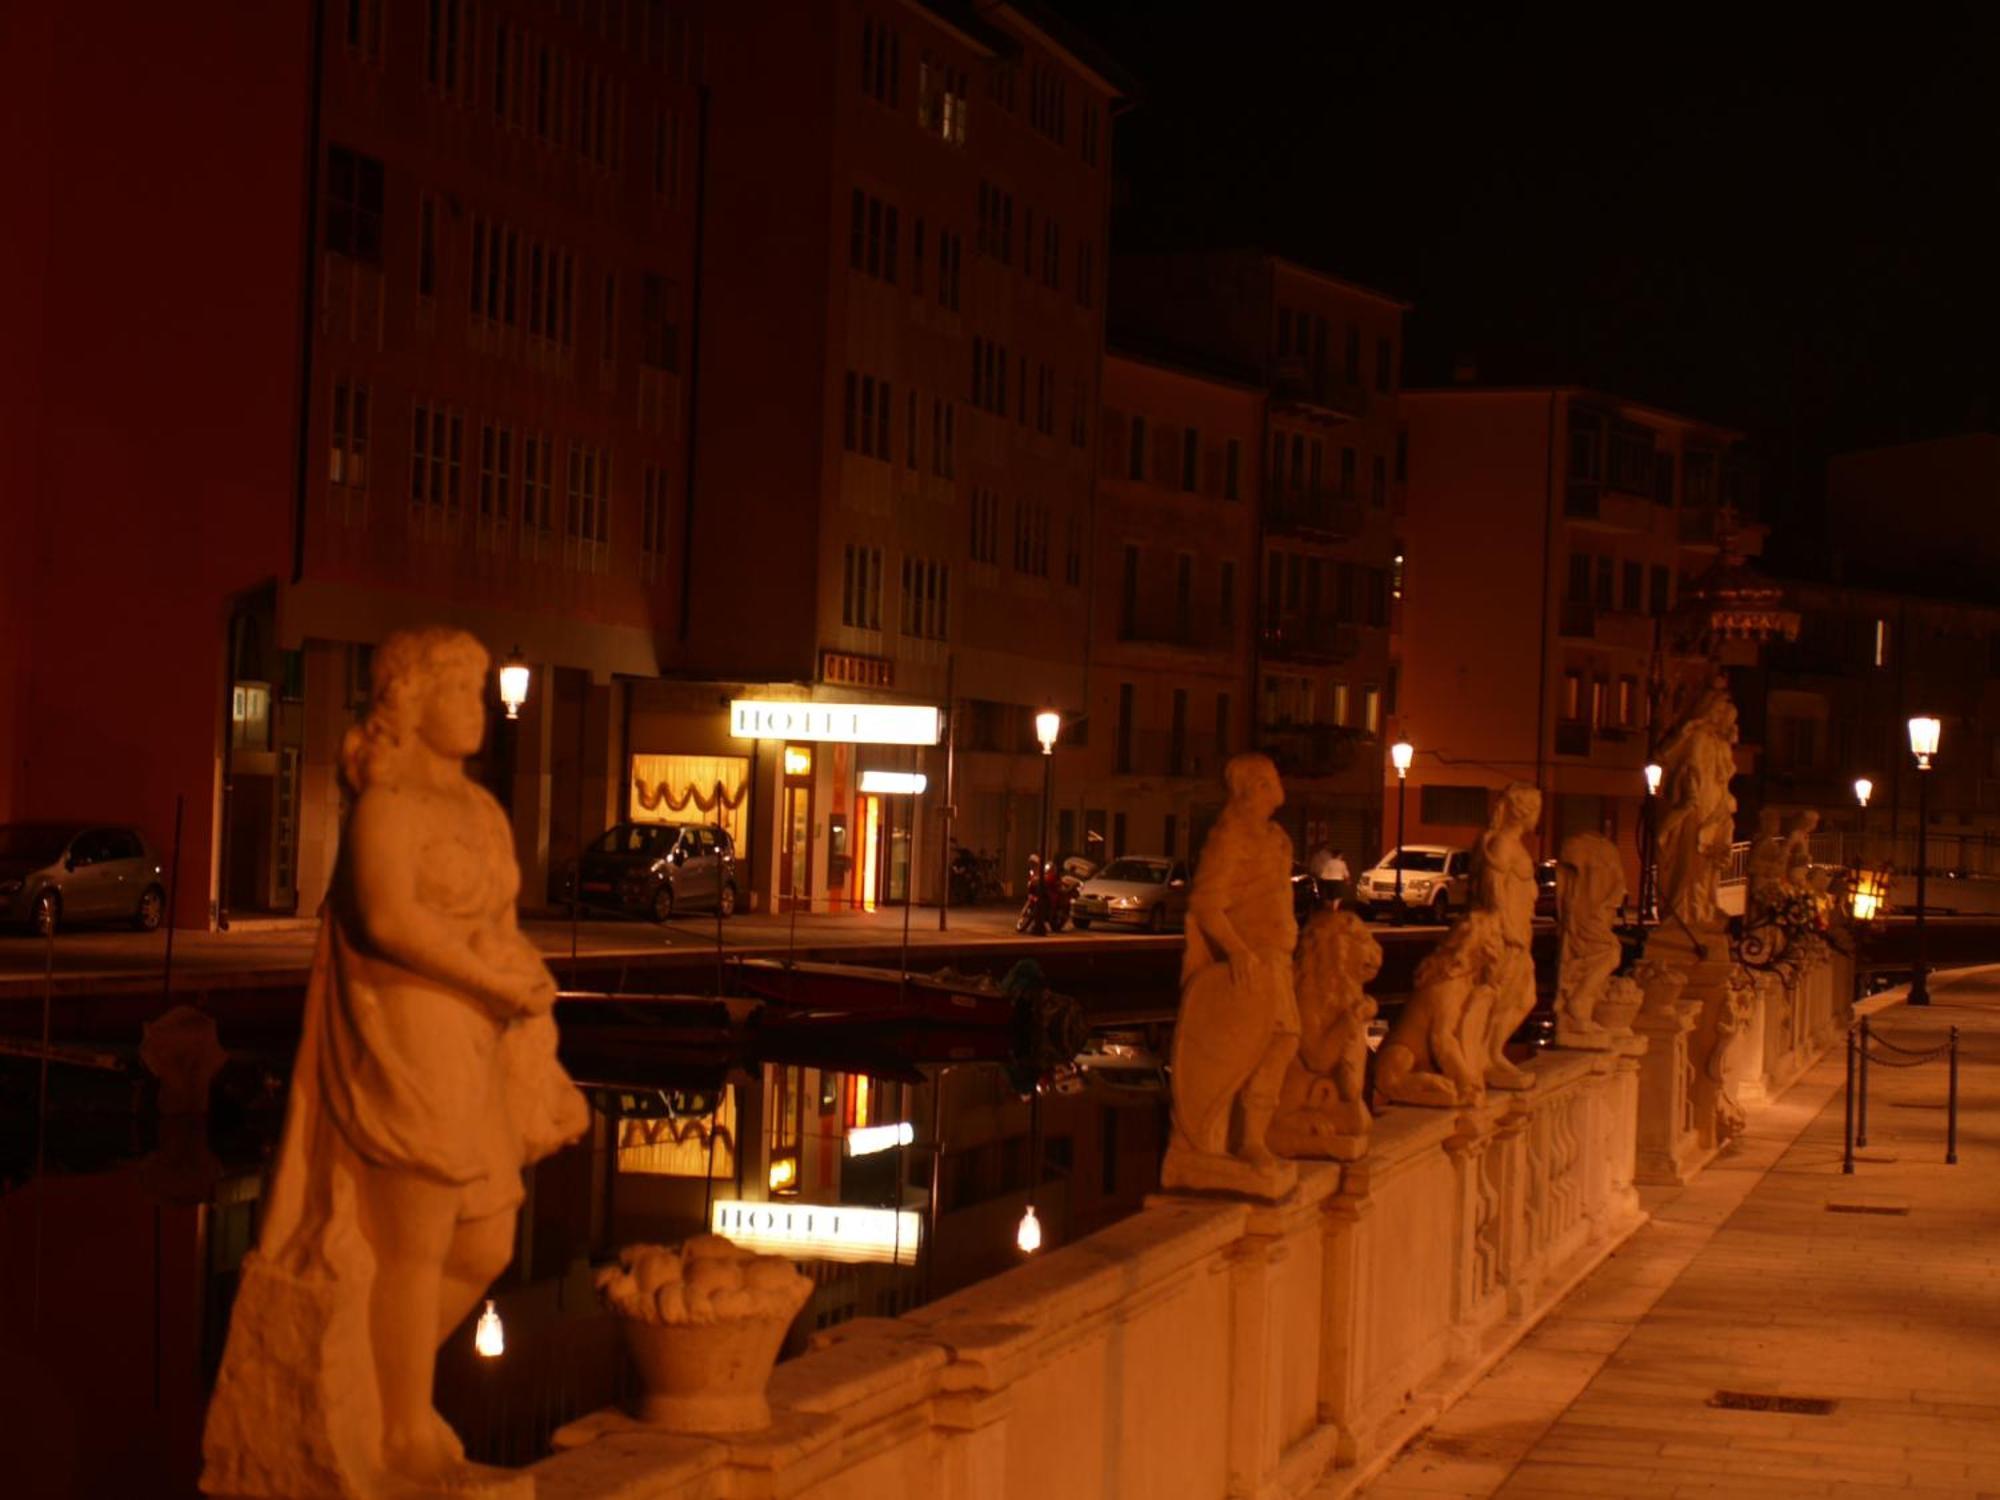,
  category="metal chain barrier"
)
[1844,1015,1960,1173]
